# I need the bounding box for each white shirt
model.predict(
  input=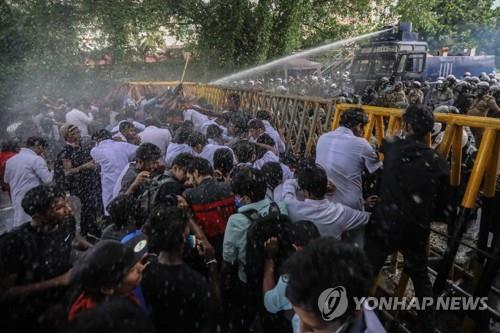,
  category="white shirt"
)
[281,179,370,239]
[198,144,234,166]
[266,183,285,202]
[138,126,172,156]
[183,108,210,133]
[4,148,53,227]
[262,120,286,153]
[316,127,381,210]
[253,151,293,181]
[65,109,94,137]
[165,143,194,167]
[112,163,132,200]
[199,119,225,135]
[90,139,137,214]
